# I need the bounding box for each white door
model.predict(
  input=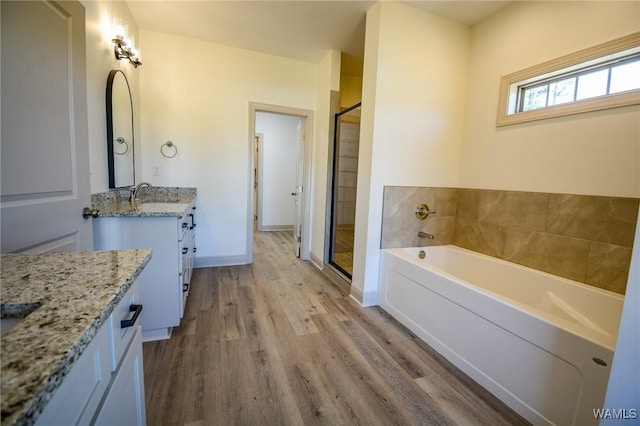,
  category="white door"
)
[292,120,305,258]
[1,0,92,253]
